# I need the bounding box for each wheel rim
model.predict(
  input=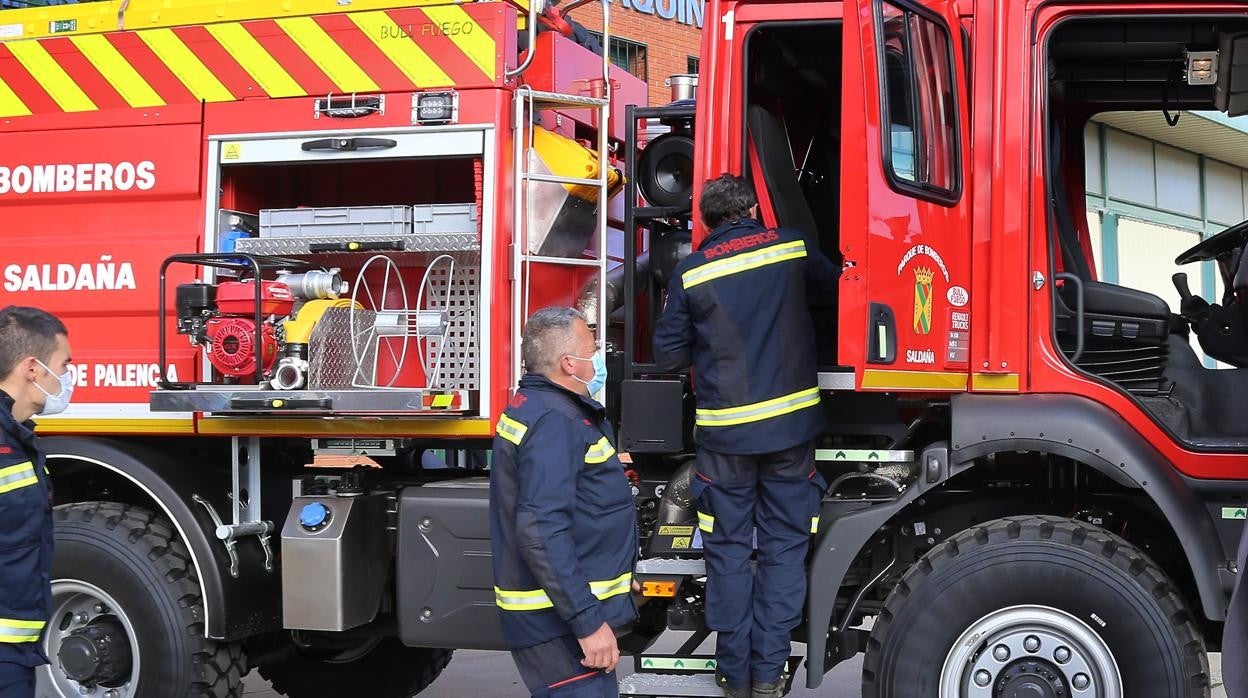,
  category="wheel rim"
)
[37,580,141,698]
[939,605,1122,698]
